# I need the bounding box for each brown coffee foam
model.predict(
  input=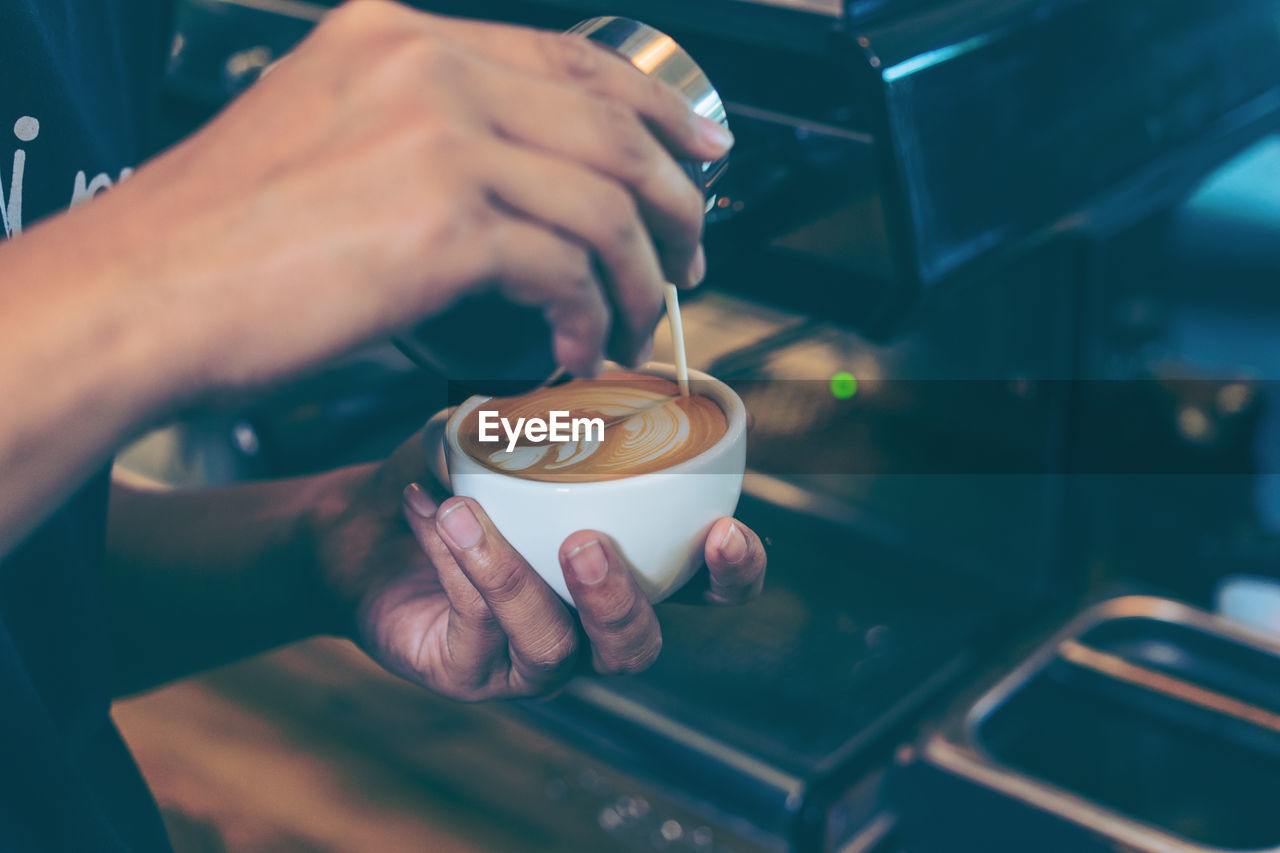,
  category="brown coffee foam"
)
[458,372,727,482]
